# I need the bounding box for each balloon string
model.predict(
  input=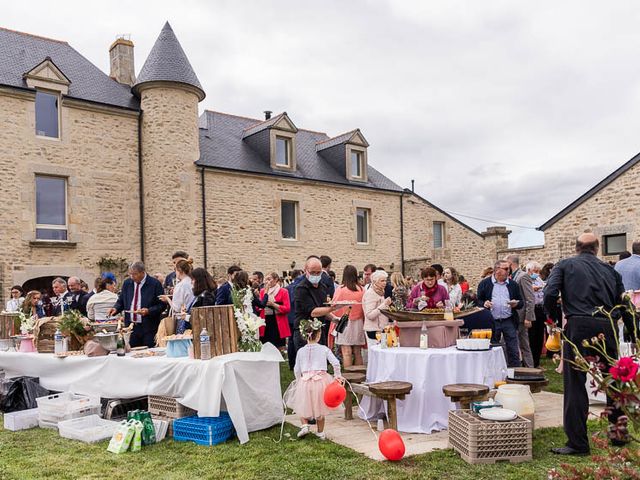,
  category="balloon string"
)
[273,378,383,443]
